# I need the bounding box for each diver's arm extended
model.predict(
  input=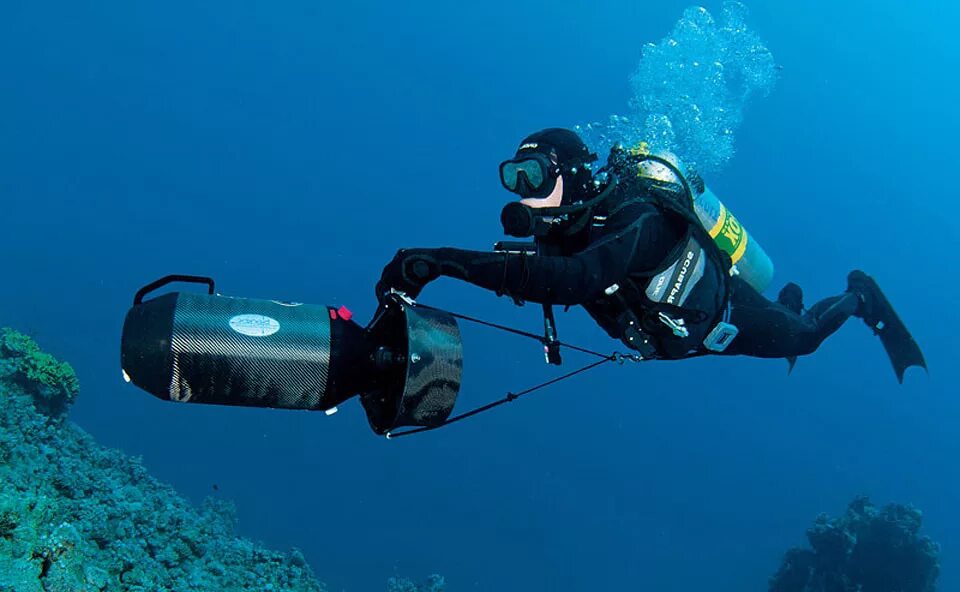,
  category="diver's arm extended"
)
[378,202,679,305]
